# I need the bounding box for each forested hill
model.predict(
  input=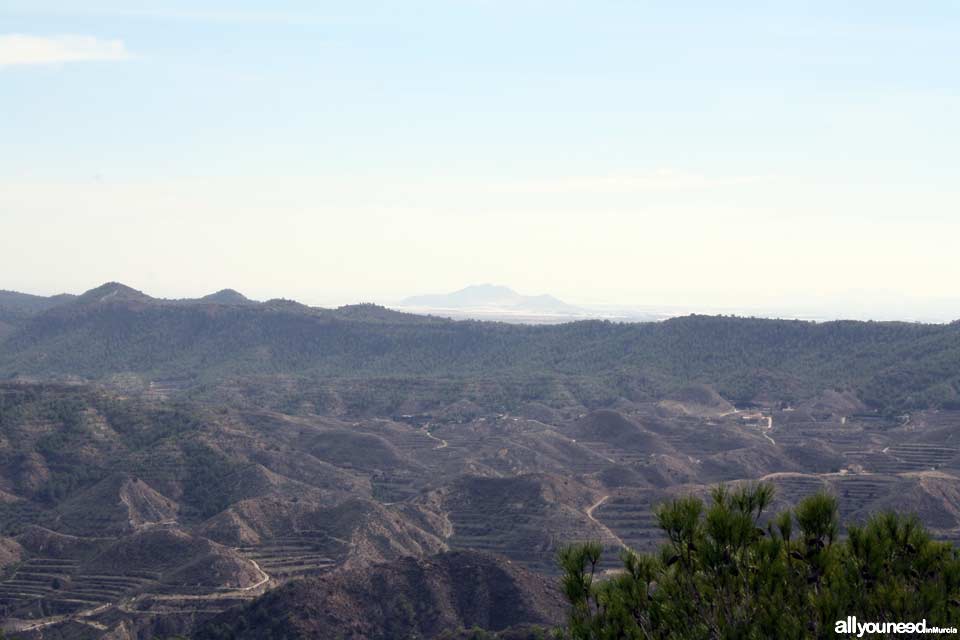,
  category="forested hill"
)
[1,283,958,411]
